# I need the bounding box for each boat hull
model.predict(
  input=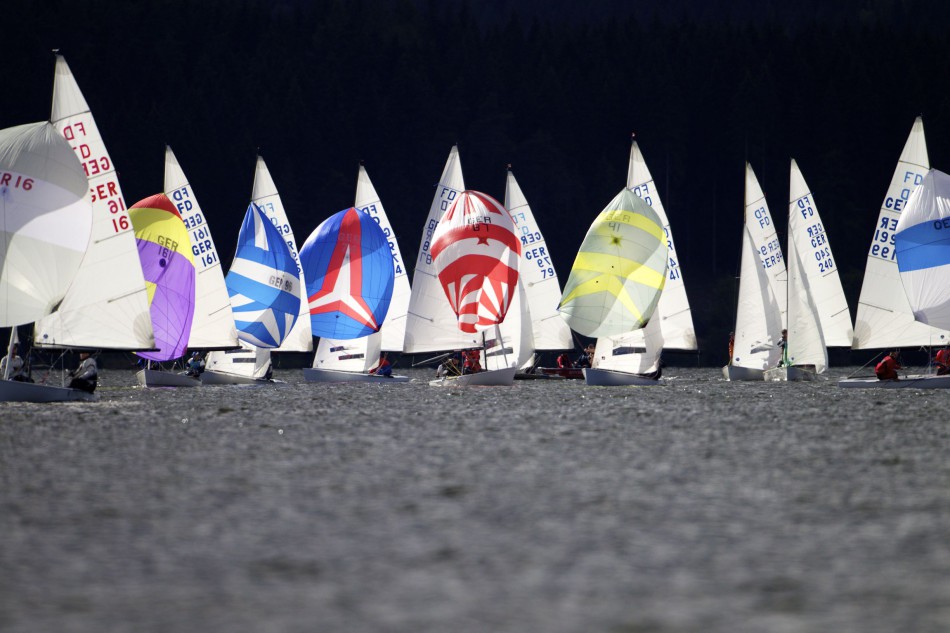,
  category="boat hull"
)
[837,374,950,389]
[721,365,765,381]
[0,379,98,402]
[583,368,663,386]
[538,367,584,379]
[763,366,816,382]
[302,368,410,383]
[136,369,201,388]
[200,370,272,386]
[429,366,517,386]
